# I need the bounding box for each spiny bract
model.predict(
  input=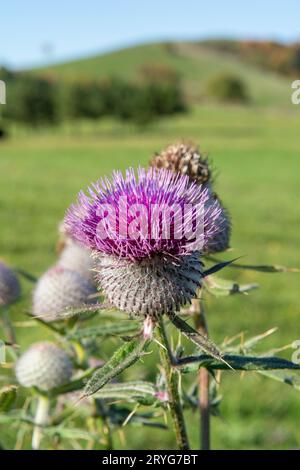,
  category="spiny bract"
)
[0,261,21,307]
[98,251,203,319]
[15,342,73,391]
[32,265,97,322]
